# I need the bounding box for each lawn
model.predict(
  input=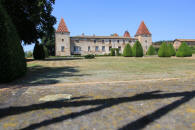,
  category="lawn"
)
[14,55,195,86]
